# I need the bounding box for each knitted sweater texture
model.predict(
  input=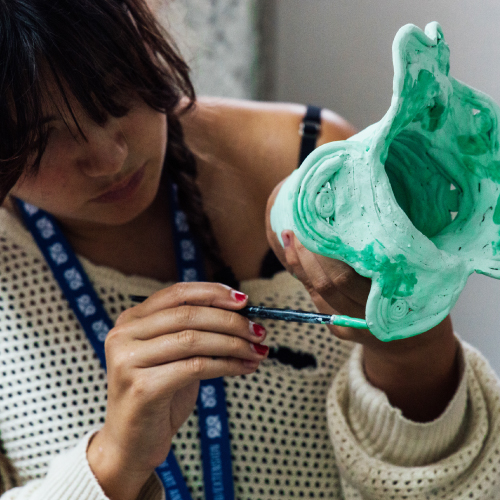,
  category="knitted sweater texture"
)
[0,207,499,499]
